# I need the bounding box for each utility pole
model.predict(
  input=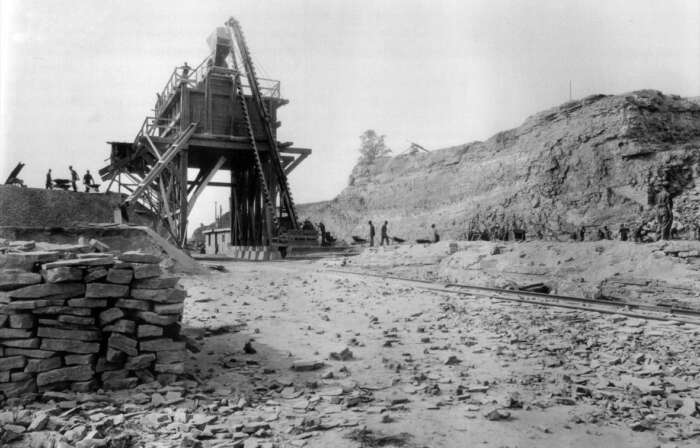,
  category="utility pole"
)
[569,80,572,101]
